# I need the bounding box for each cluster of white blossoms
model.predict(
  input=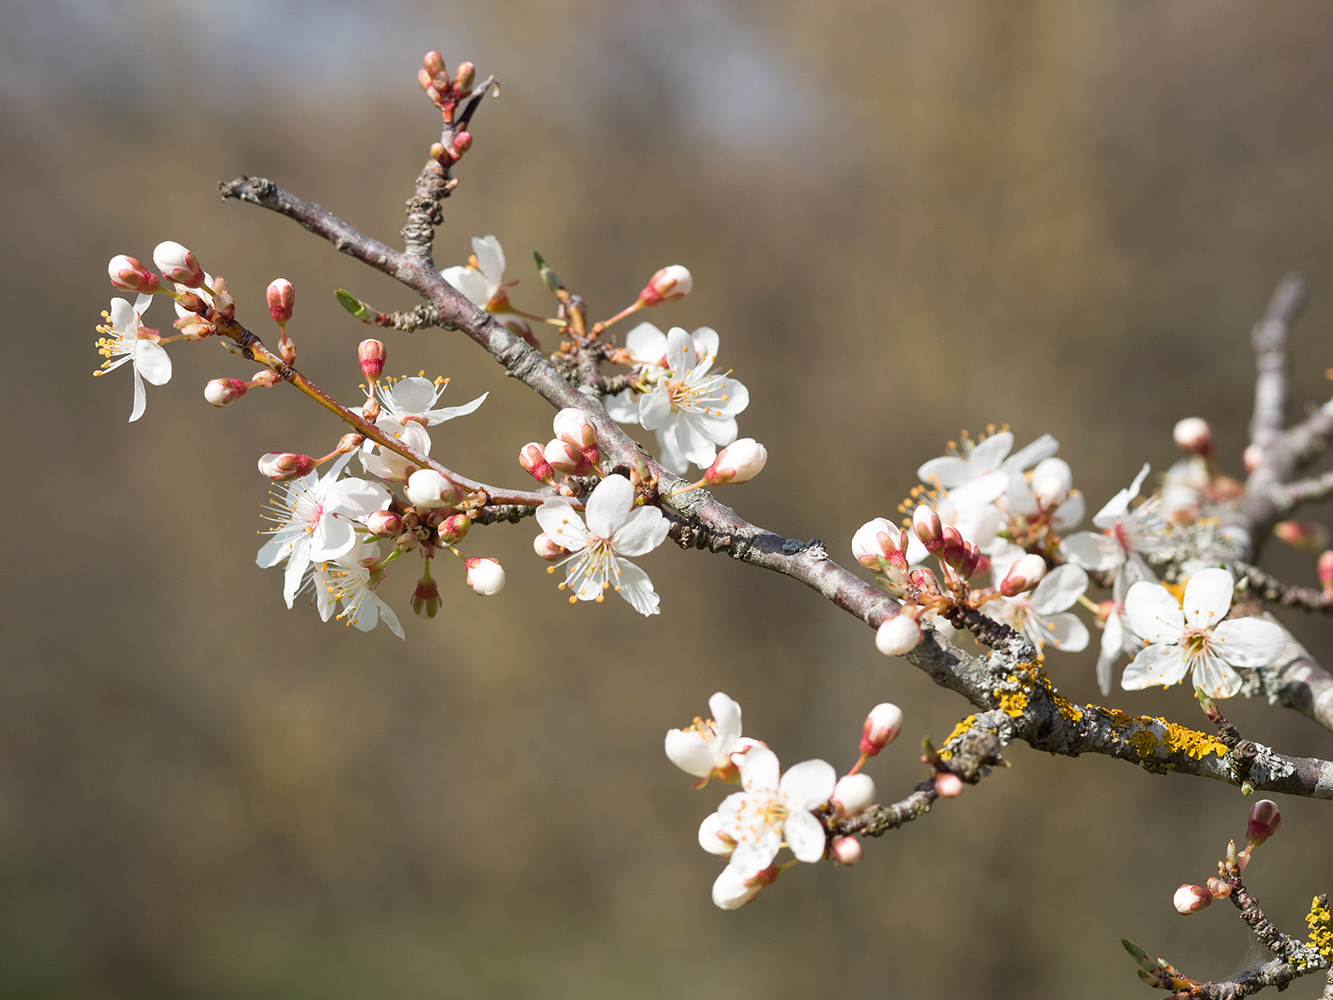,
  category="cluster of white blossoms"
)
[851,421,1290,700]
[666,695,904,909]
